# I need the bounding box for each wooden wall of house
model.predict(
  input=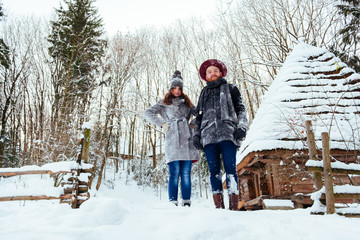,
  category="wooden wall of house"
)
[238,150,360,206]
[238,171,270,202]
[238,160,315,203]
[239,175,256,202]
